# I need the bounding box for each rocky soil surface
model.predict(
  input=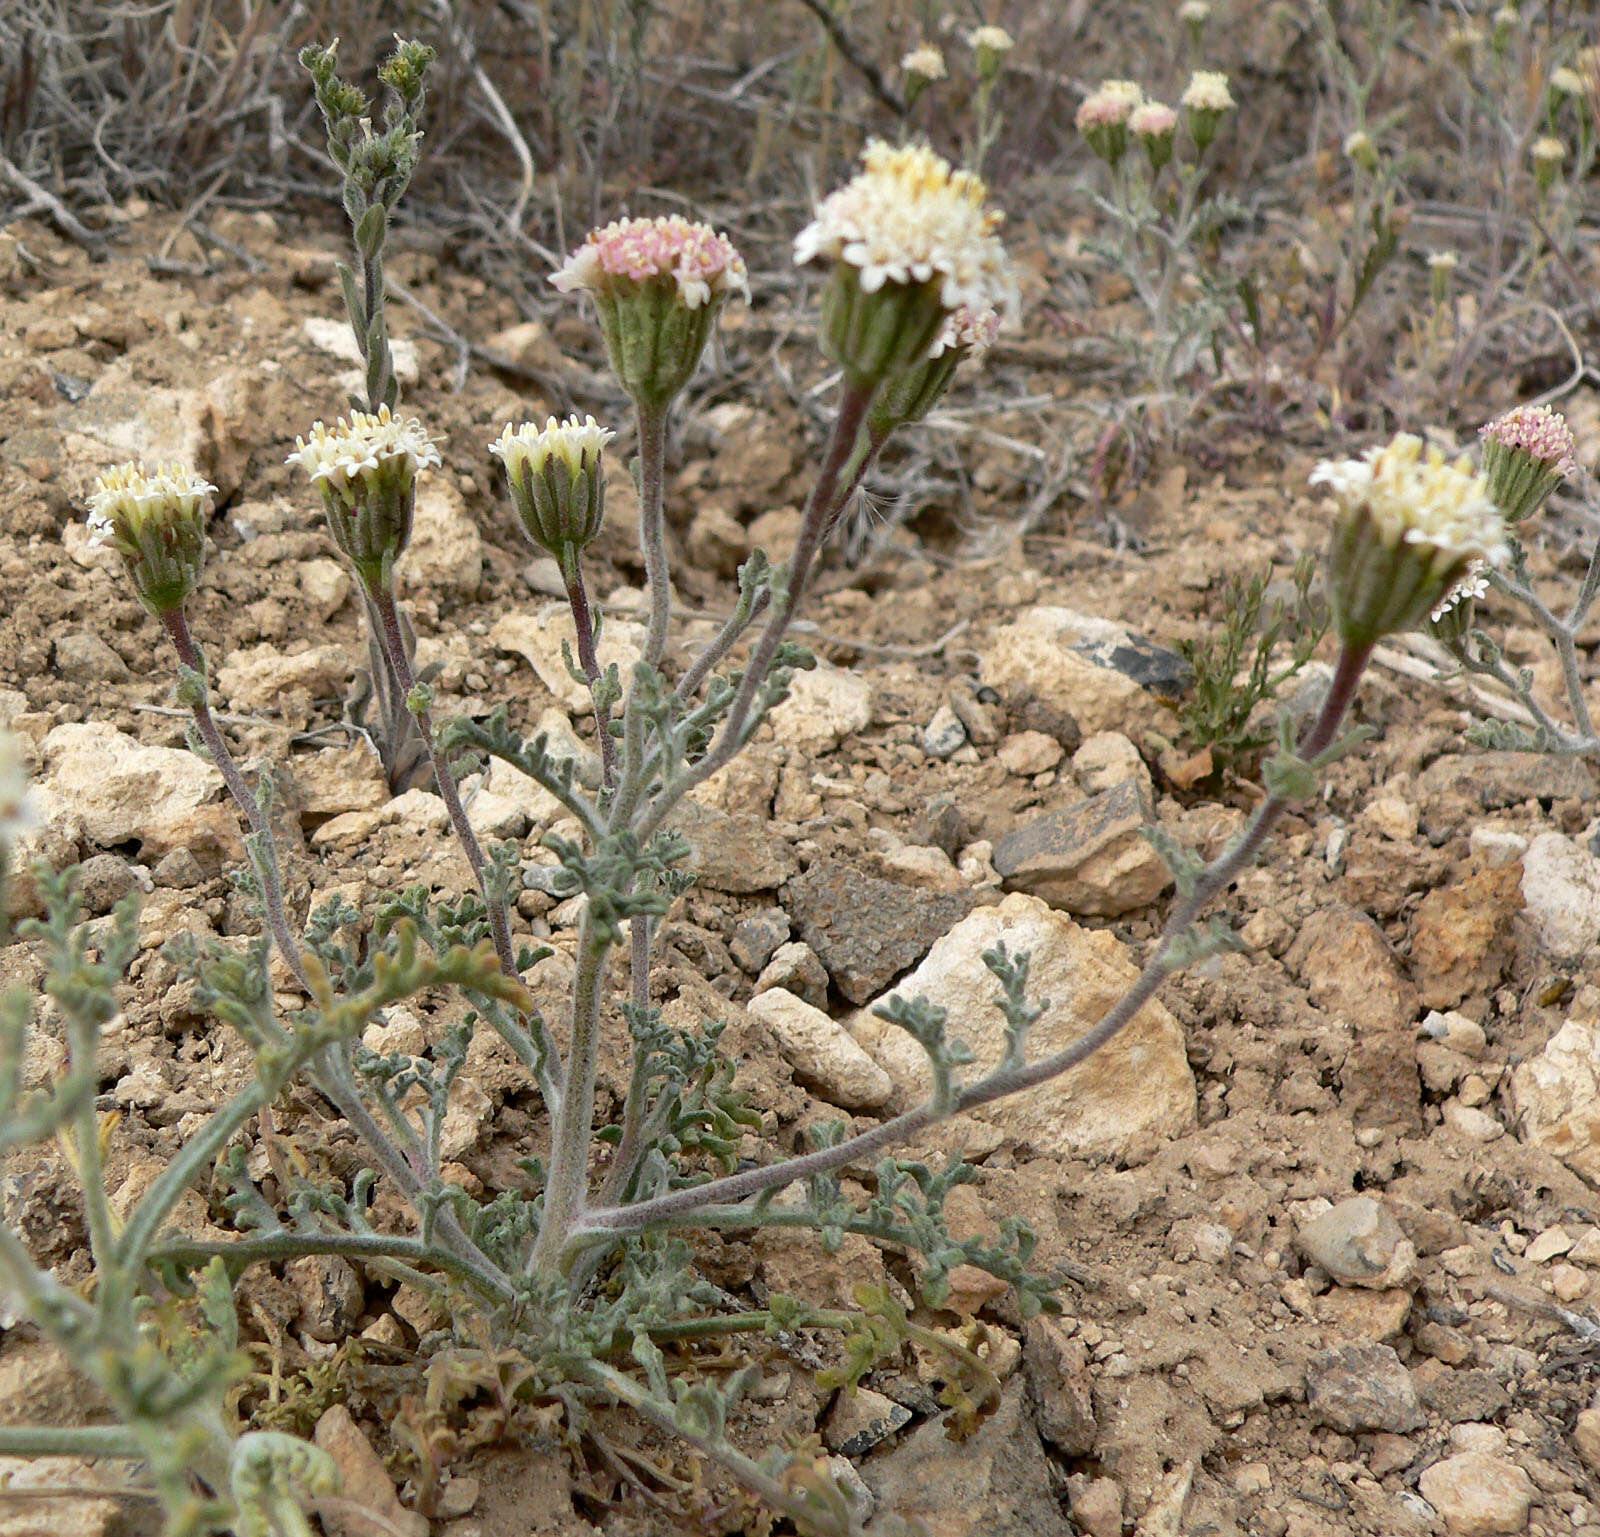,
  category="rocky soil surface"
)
[6,199,1600,1537]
